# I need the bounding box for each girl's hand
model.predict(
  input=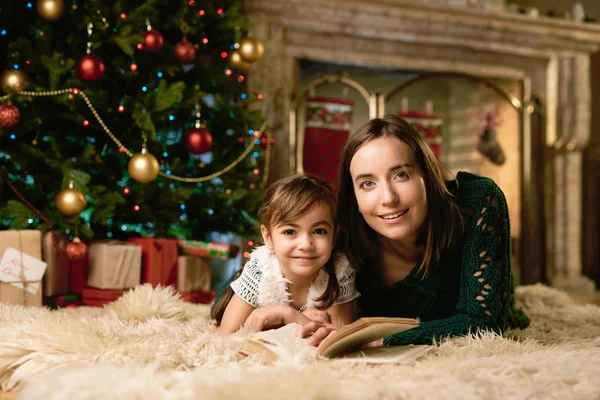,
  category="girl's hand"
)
[244,305,292,331]
[302,308,331,324]
[300,320,342,347]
